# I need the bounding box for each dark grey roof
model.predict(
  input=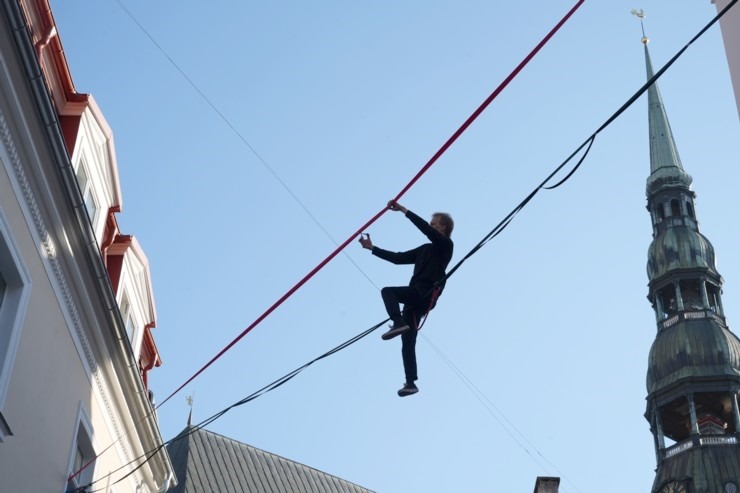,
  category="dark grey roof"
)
[166,426,375,493]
